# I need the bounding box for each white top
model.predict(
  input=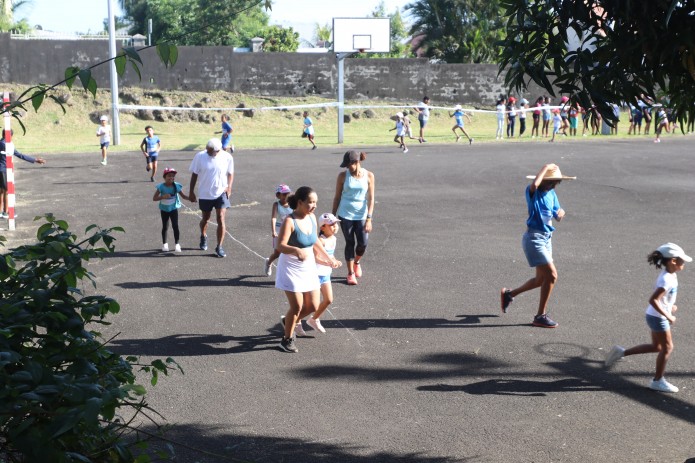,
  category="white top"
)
[646,270,678,319]
[496,104,505,120]
[417,101,430,120]
[316,235,336,277]
[97,125,111,143]
[189,150,234,200]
